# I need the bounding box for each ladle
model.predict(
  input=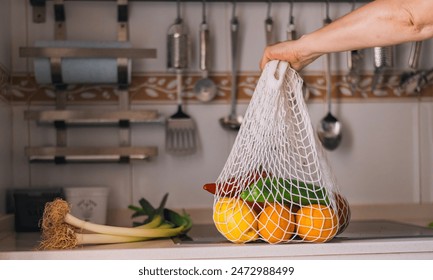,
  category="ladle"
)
[193,0,217,102]
[317,1,342,151]
[220,1,243,130]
